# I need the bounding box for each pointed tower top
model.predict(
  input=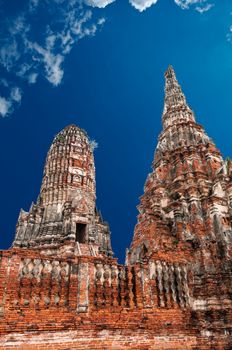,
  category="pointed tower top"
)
[162,66,195,128]
[53,124,89,146]
[164,65,176,78]
[59,124,86,135]
[63,123,77,129]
